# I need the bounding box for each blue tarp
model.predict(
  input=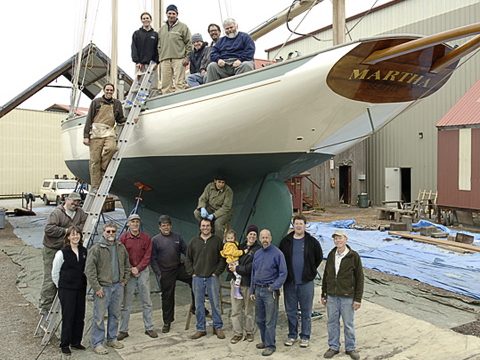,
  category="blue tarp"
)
[308,220,480,300]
